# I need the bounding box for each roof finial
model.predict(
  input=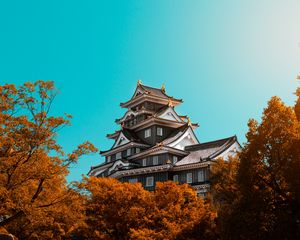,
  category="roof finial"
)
[137,79,142,86]
[161,83,166,93]
[187,117,192,126]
